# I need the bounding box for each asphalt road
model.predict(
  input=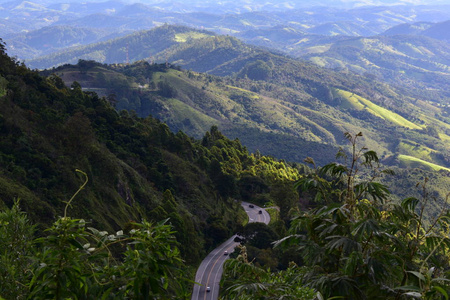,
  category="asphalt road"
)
[191,201,270,300]
[242,201,270,225]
